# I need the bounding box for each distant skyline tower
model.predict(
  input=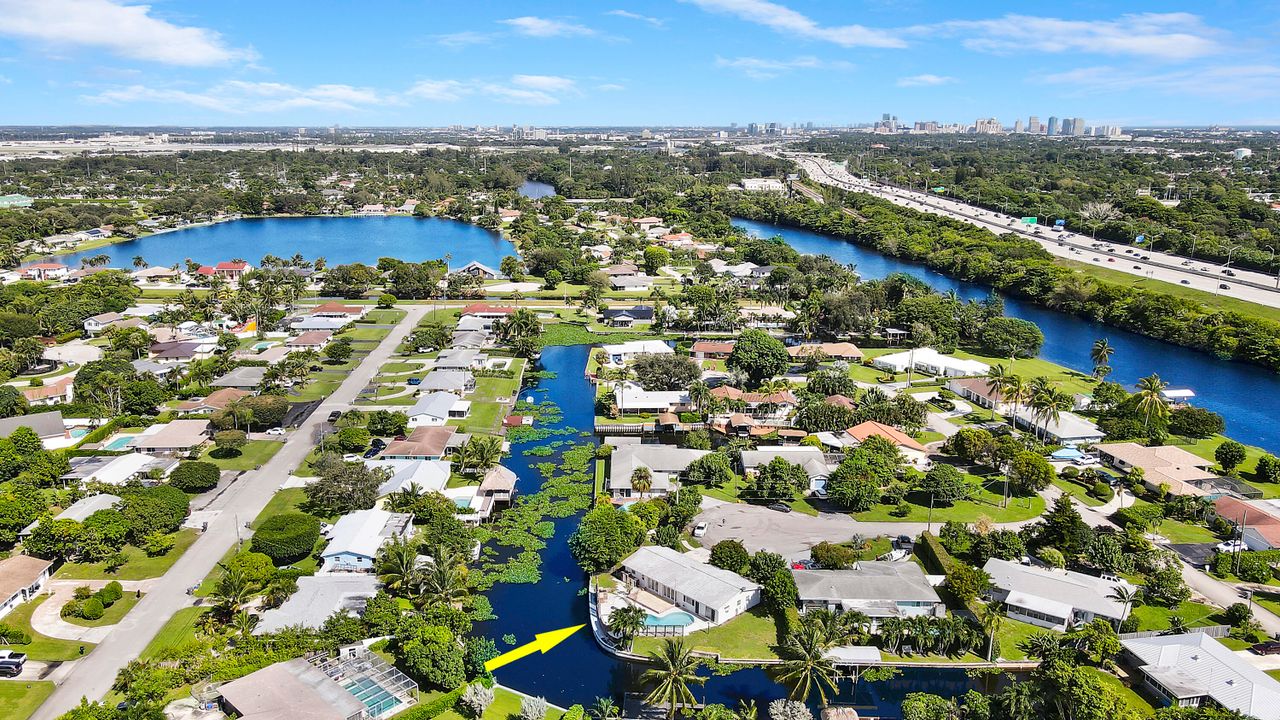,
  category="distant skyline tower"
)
[1072,117,1086,135]
[1028,115,1041,133]
[1047,116,1060,136]
[1060,118,1075,135]
[1013,118,1024,133]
